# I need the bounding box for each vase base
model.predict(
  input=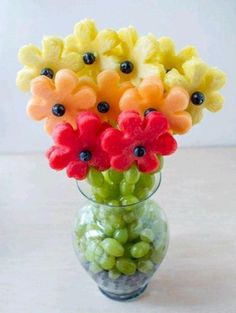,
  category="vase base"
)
[98,284,148,301]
